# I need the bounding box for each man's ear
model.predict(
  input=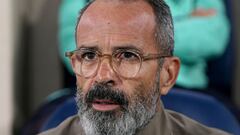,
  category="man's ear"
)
[159,57,180,95]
